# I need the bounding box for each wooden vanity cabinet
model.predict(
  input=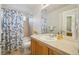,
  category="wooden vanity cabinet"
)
[31,38,69,55]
